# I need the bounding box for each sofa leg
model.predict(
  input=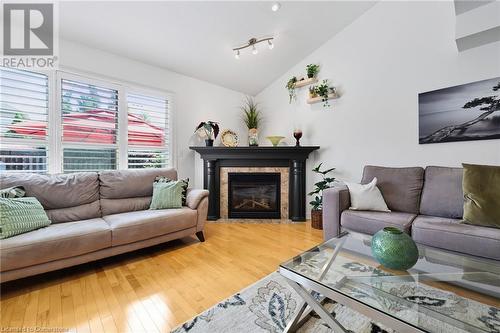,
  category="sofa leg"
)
[195,231,205,242]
